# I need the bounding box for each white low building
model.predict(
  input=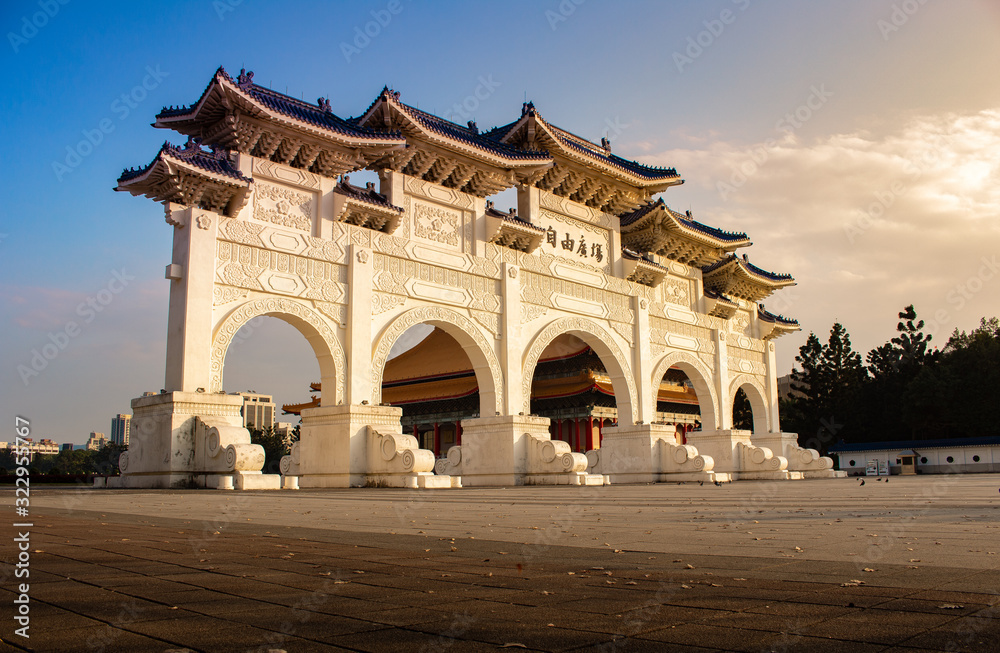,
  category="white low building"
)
[829,437,1000,476]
